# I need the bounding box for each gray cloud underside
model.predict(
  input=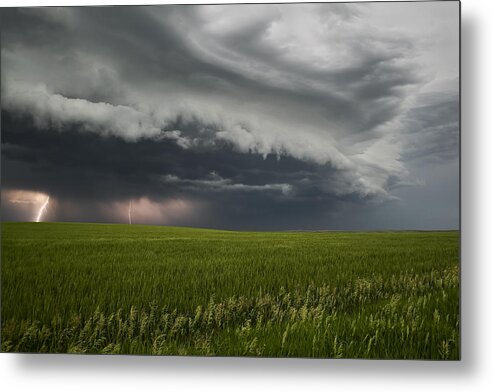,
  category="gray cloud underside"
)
[1,3,459,229]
